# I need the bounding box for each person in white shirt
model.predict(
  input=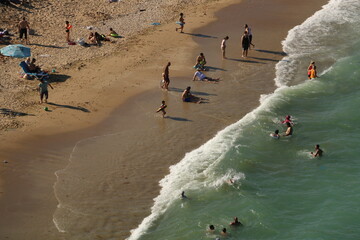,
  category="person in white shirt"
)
[193,70,220,82]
